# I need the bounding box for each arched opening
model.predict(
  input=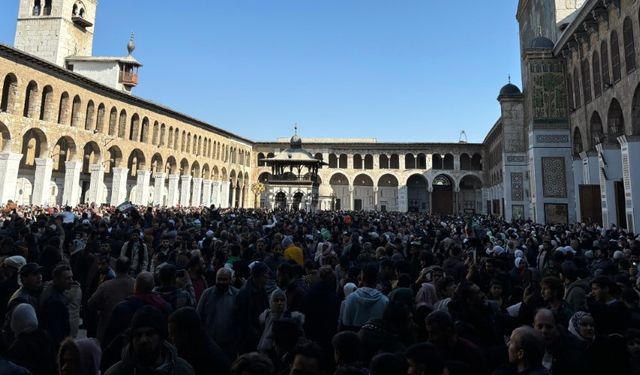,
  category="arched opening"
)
[191,161,201,178]
[129,114,140,141]
[416,153,426,169]
[432,154,443,169]
[379,154,389,169]
[390,154,399,169]
[460,153,471,170]
[20,129,48,169]
[353,154,363,169]
[23,81,38,118]
[364,154,373,169]
[339,154,348,169]
[0,122,12,152]
[611,30,622,82]
[39,85,53,121]
[51,136,76,173]
[58,92,70,124]
[84,100,95,131]
[329,173,349,210]
[275,192,287,210]
[459,175,482,214]
[471,154,482,170]
[314,153,323,162]
[140,117,150,143]
[407,174,428,212]
[118,110,127,138]
[165,156,177,175]
[70,95,82,127]
[443,154,454,170]
[127,149,146,178]
[151,153,164,174]
[432,174,454,215]
[81,142,101,173]
[33,0,41,16]
[377,174,398,211]
[623,17,636,73]
[593,51,602,98]
[1,74,18,114]
[257,152,266,167]
[159,124,166,147]
[292,191,304,211]
[353,174,373,211]
[96,103,105,133]
[631,84,640,135]
[173,129,180,150]
[405,154,416,169]
[607,99,624,140]
[601,40,610,86]
[105,146,123,177]
[108,107,118,136]
[573,127,584,156]
[590,112,604,148]
[329,154,337,168]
